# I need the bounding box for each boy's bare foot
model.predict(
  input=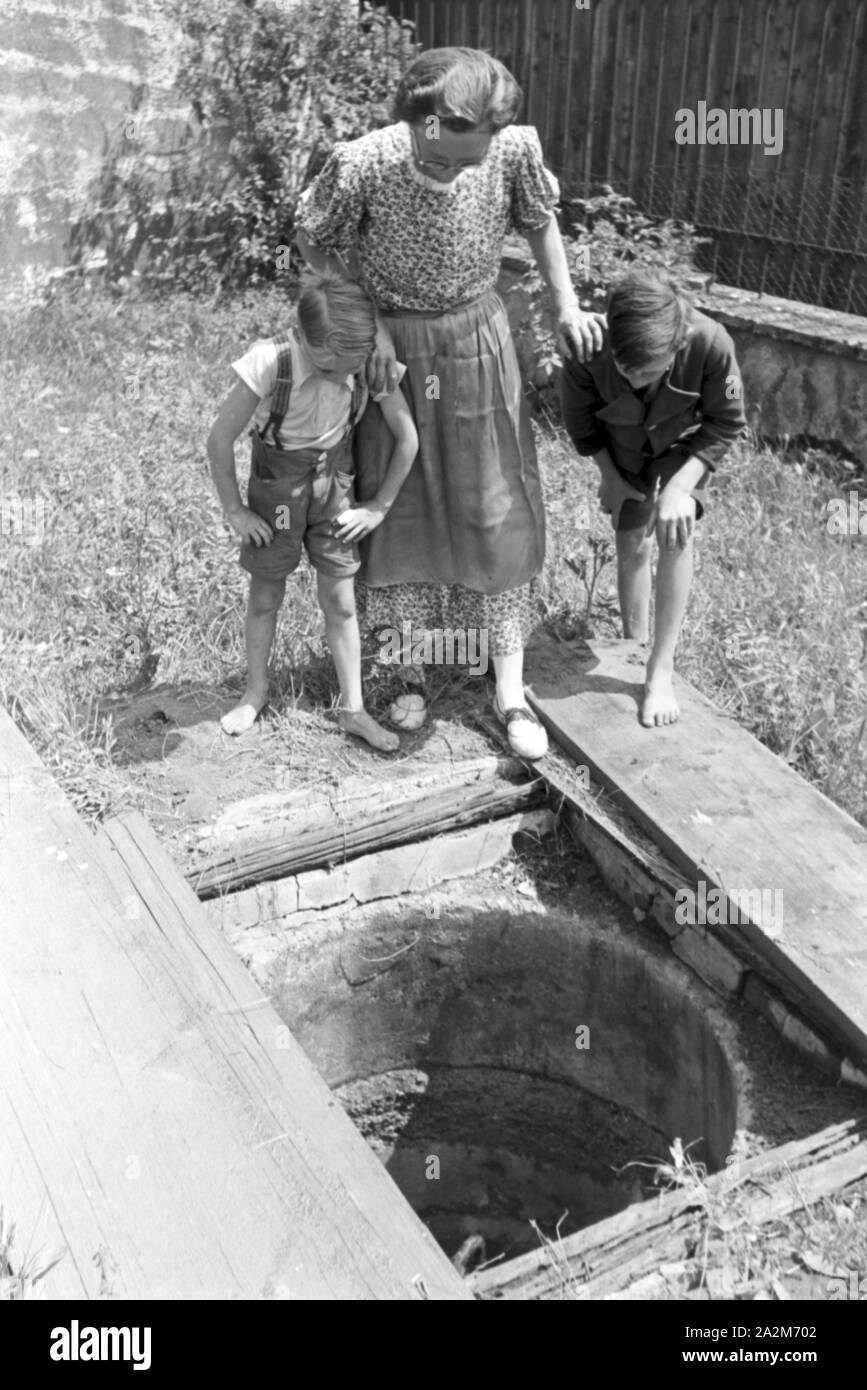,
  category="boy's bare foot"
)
[641,658,680,727]
[220,686,268,735]
[339,706,400,753]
